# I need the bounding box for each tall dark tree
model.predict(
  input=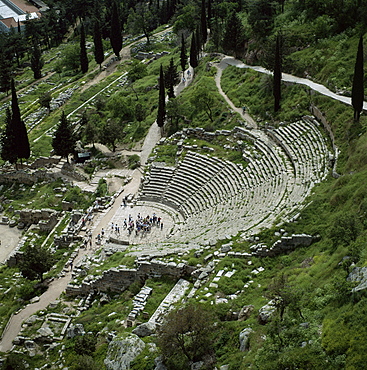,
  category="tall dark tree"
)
[180,34,187,72]
[0,108,17,165]
[189,32,198,68]
[222,10,244,58]
[200,0,208,43]
[0,50,12,94]
[80,23,89,74]
[93,19,104,69]
[207,0,212,29]
[157,65,166,132]
[110,0,123,58]
[10,79,30,164]
[30,42,44,79]
[352,35,364,122]
[273,33,282,112]
[164,58,179,99]
[52,111,76,162]
[195,24,202,54]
